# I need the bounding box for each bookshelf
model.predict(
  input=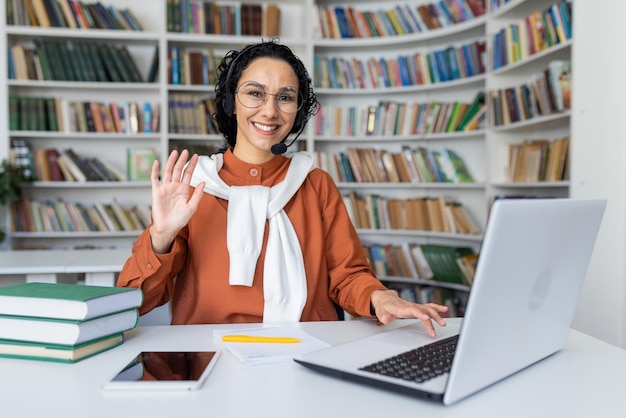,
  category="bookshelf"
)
[310,0,491,313]
[1,0,165,249]
[485,0,571,202]
[0,0,573,316]
[0,0,307,250]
